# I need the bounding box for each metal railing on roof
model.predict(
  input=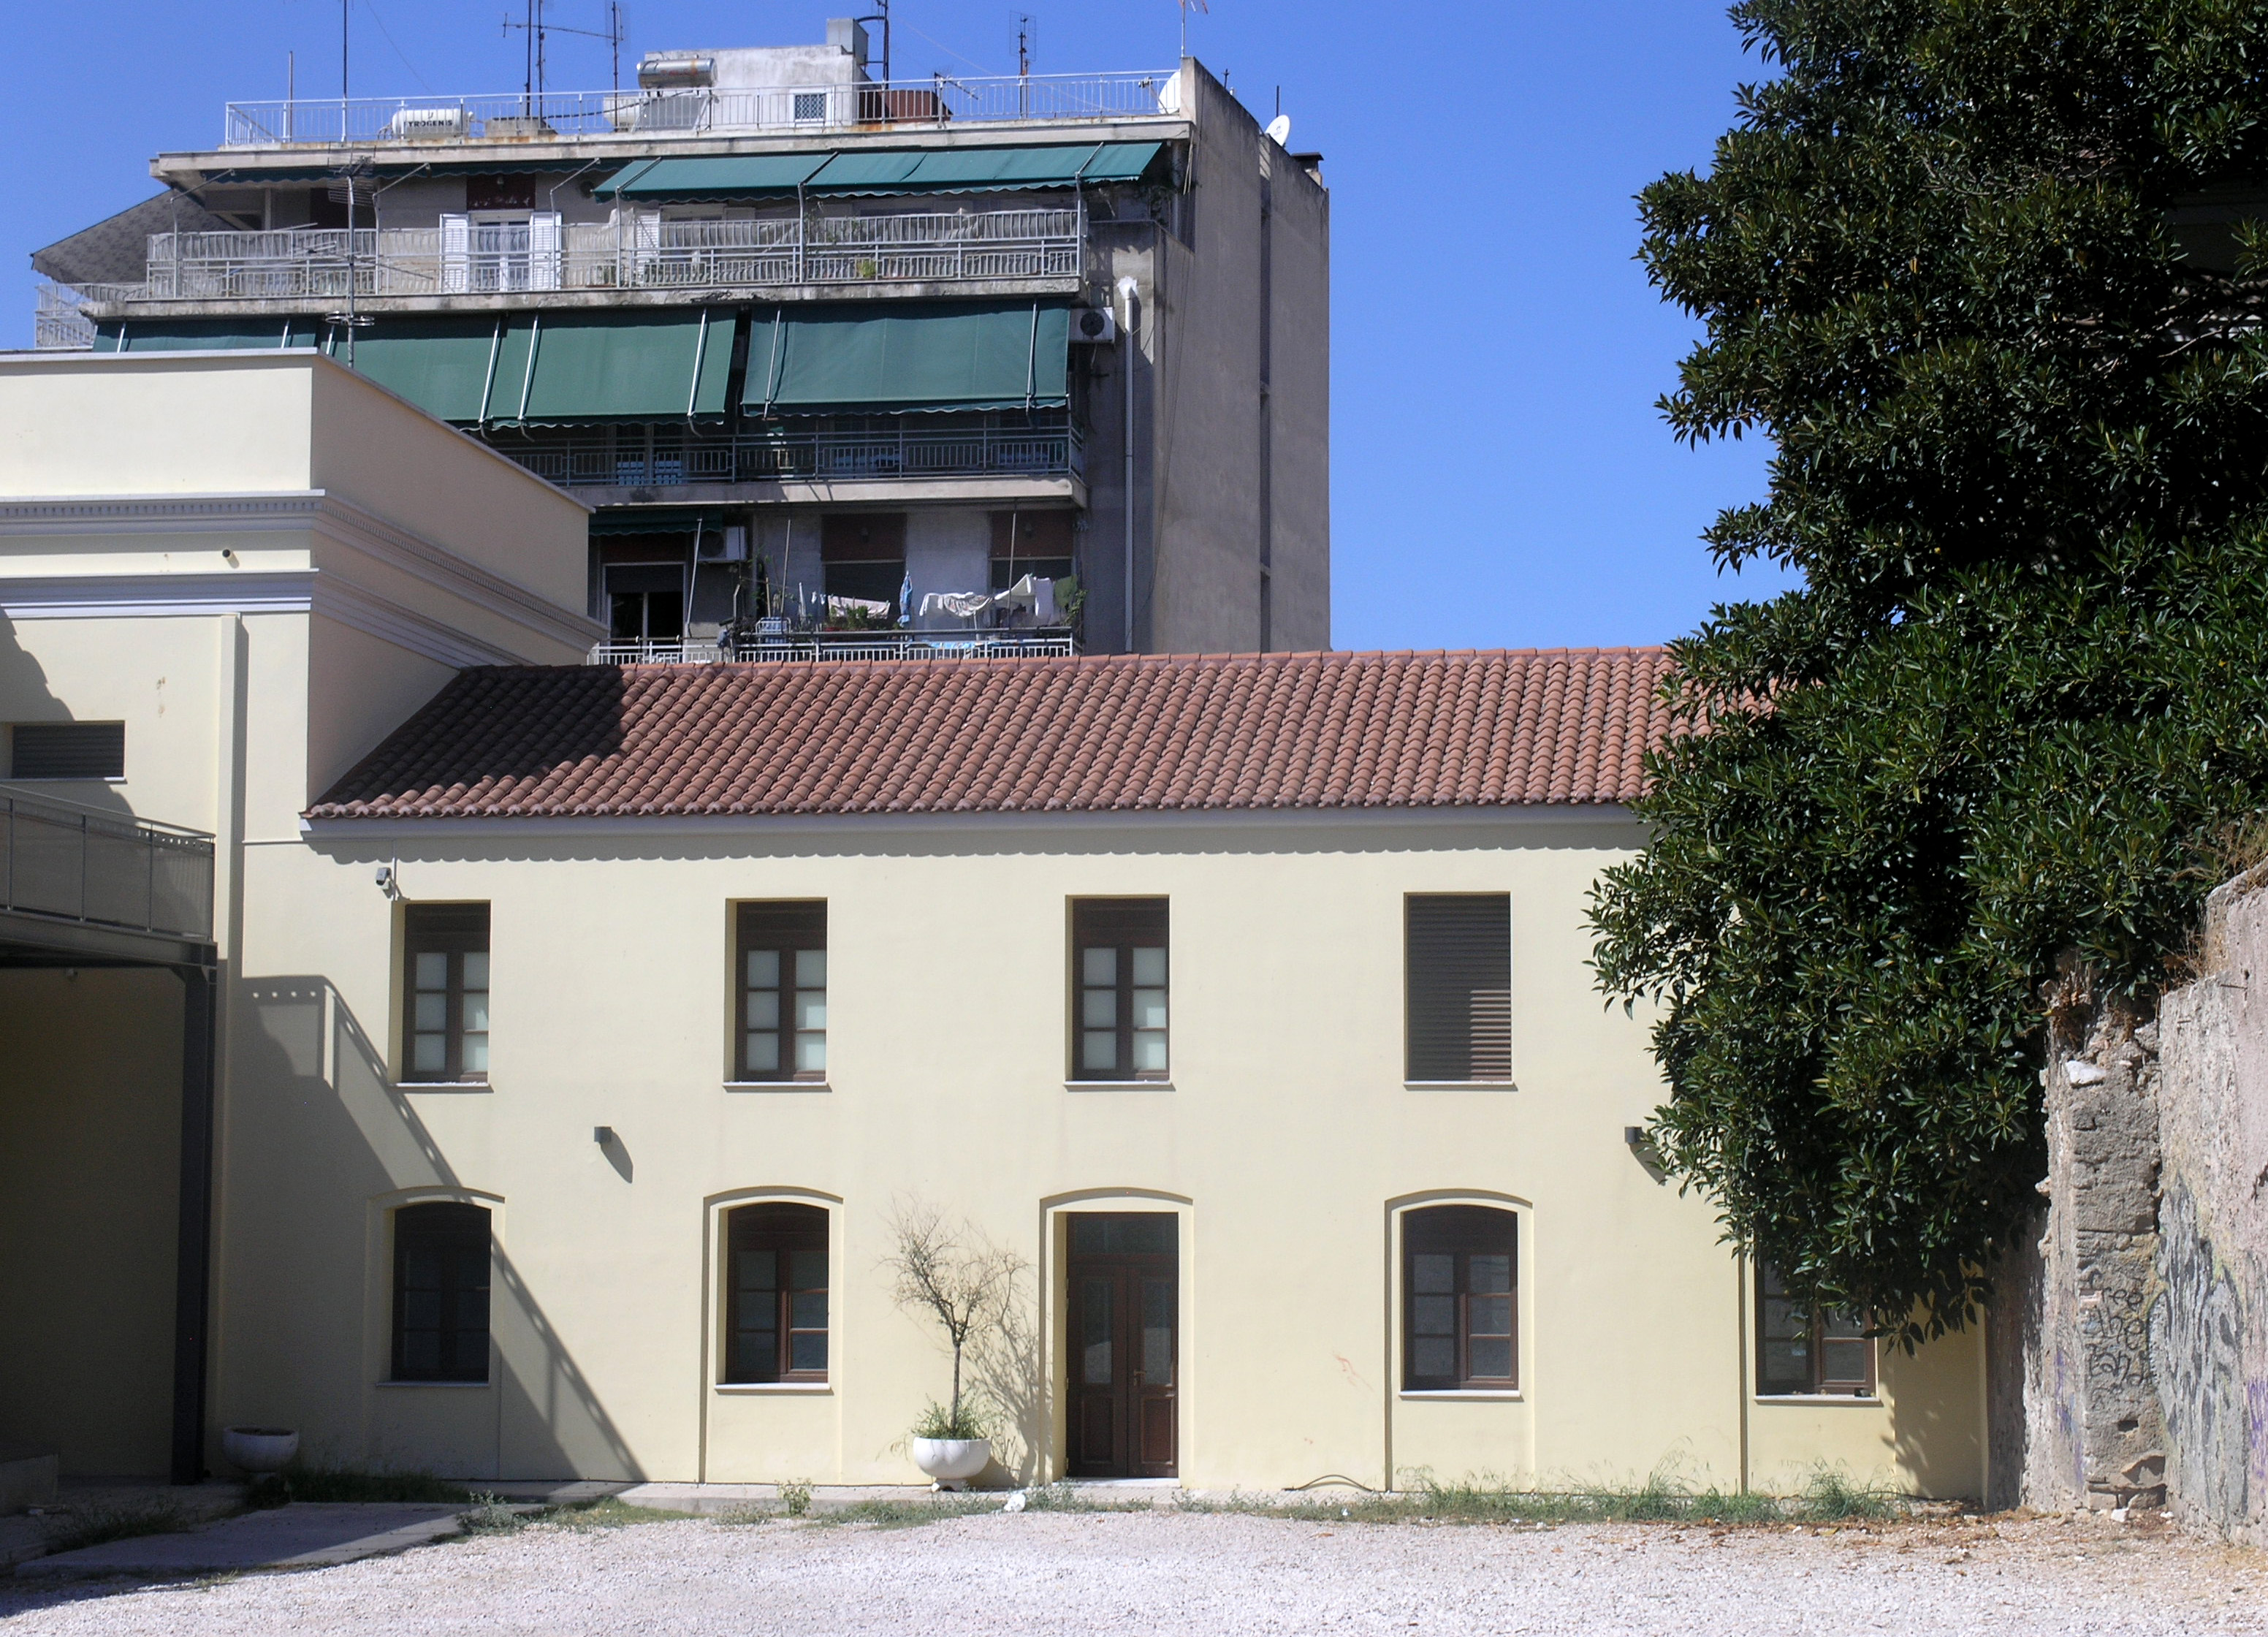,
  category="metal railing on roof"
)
[220,72,1177,148]
[588,630,1080,665]
[489,416,1084,490]
[0,785,215,946]
[128,209,1081,304]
